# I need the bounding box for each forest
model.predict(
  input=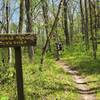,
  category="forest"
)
[0,0,100,100]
